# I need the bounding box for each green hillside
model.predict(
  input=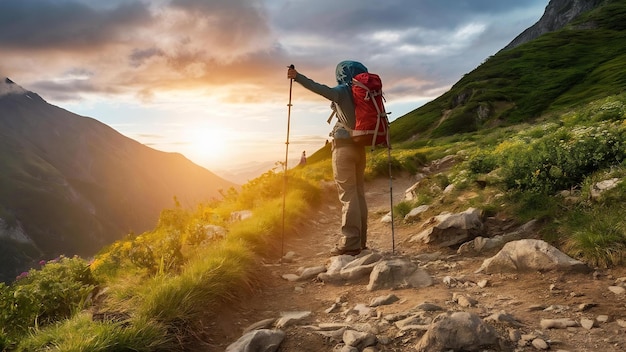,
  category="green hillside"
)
[391,0,626,142]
